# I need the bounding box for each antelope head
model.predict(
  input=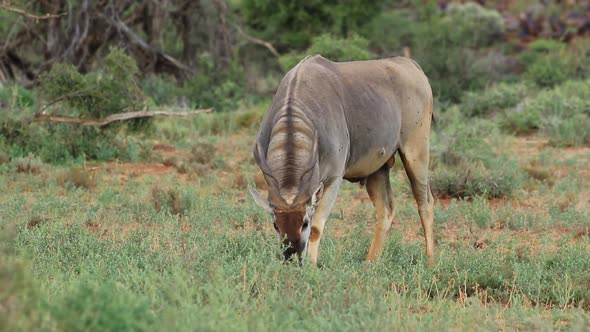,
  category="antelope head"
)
[249,134,324,264]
